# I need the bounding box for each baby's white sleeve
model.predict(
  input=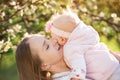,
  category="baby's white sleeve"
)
[64,52,86,79]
